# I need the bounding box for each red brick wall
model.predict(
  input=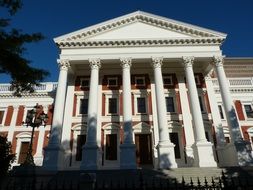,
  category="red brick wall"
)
[234,100,245,121]
[4,106,13,126]
[73,95,77,117]
[16,106,24,126]
[241,126,251,141]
